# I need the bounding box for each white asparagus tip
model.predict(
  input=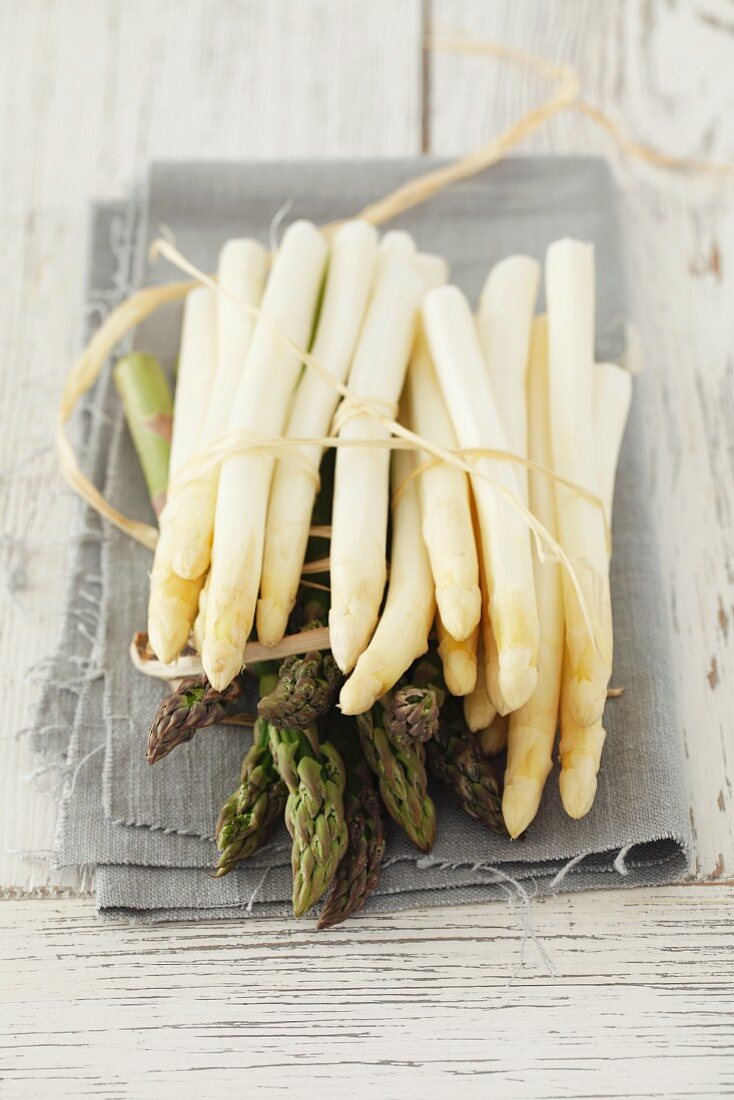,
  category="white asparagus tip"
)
[328,607,374,675]
[148,608,192,666]
[436,582,482,644]
[498,648,538,714]
[566,667,609,729]
[559,757,600,819]
[202,639,244,692]
[339,672,384,716]
[256,598,290,648]
[463,693,497,734]
[170,534,211,583]
[442,648,477,697]
[502,776,546,839]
